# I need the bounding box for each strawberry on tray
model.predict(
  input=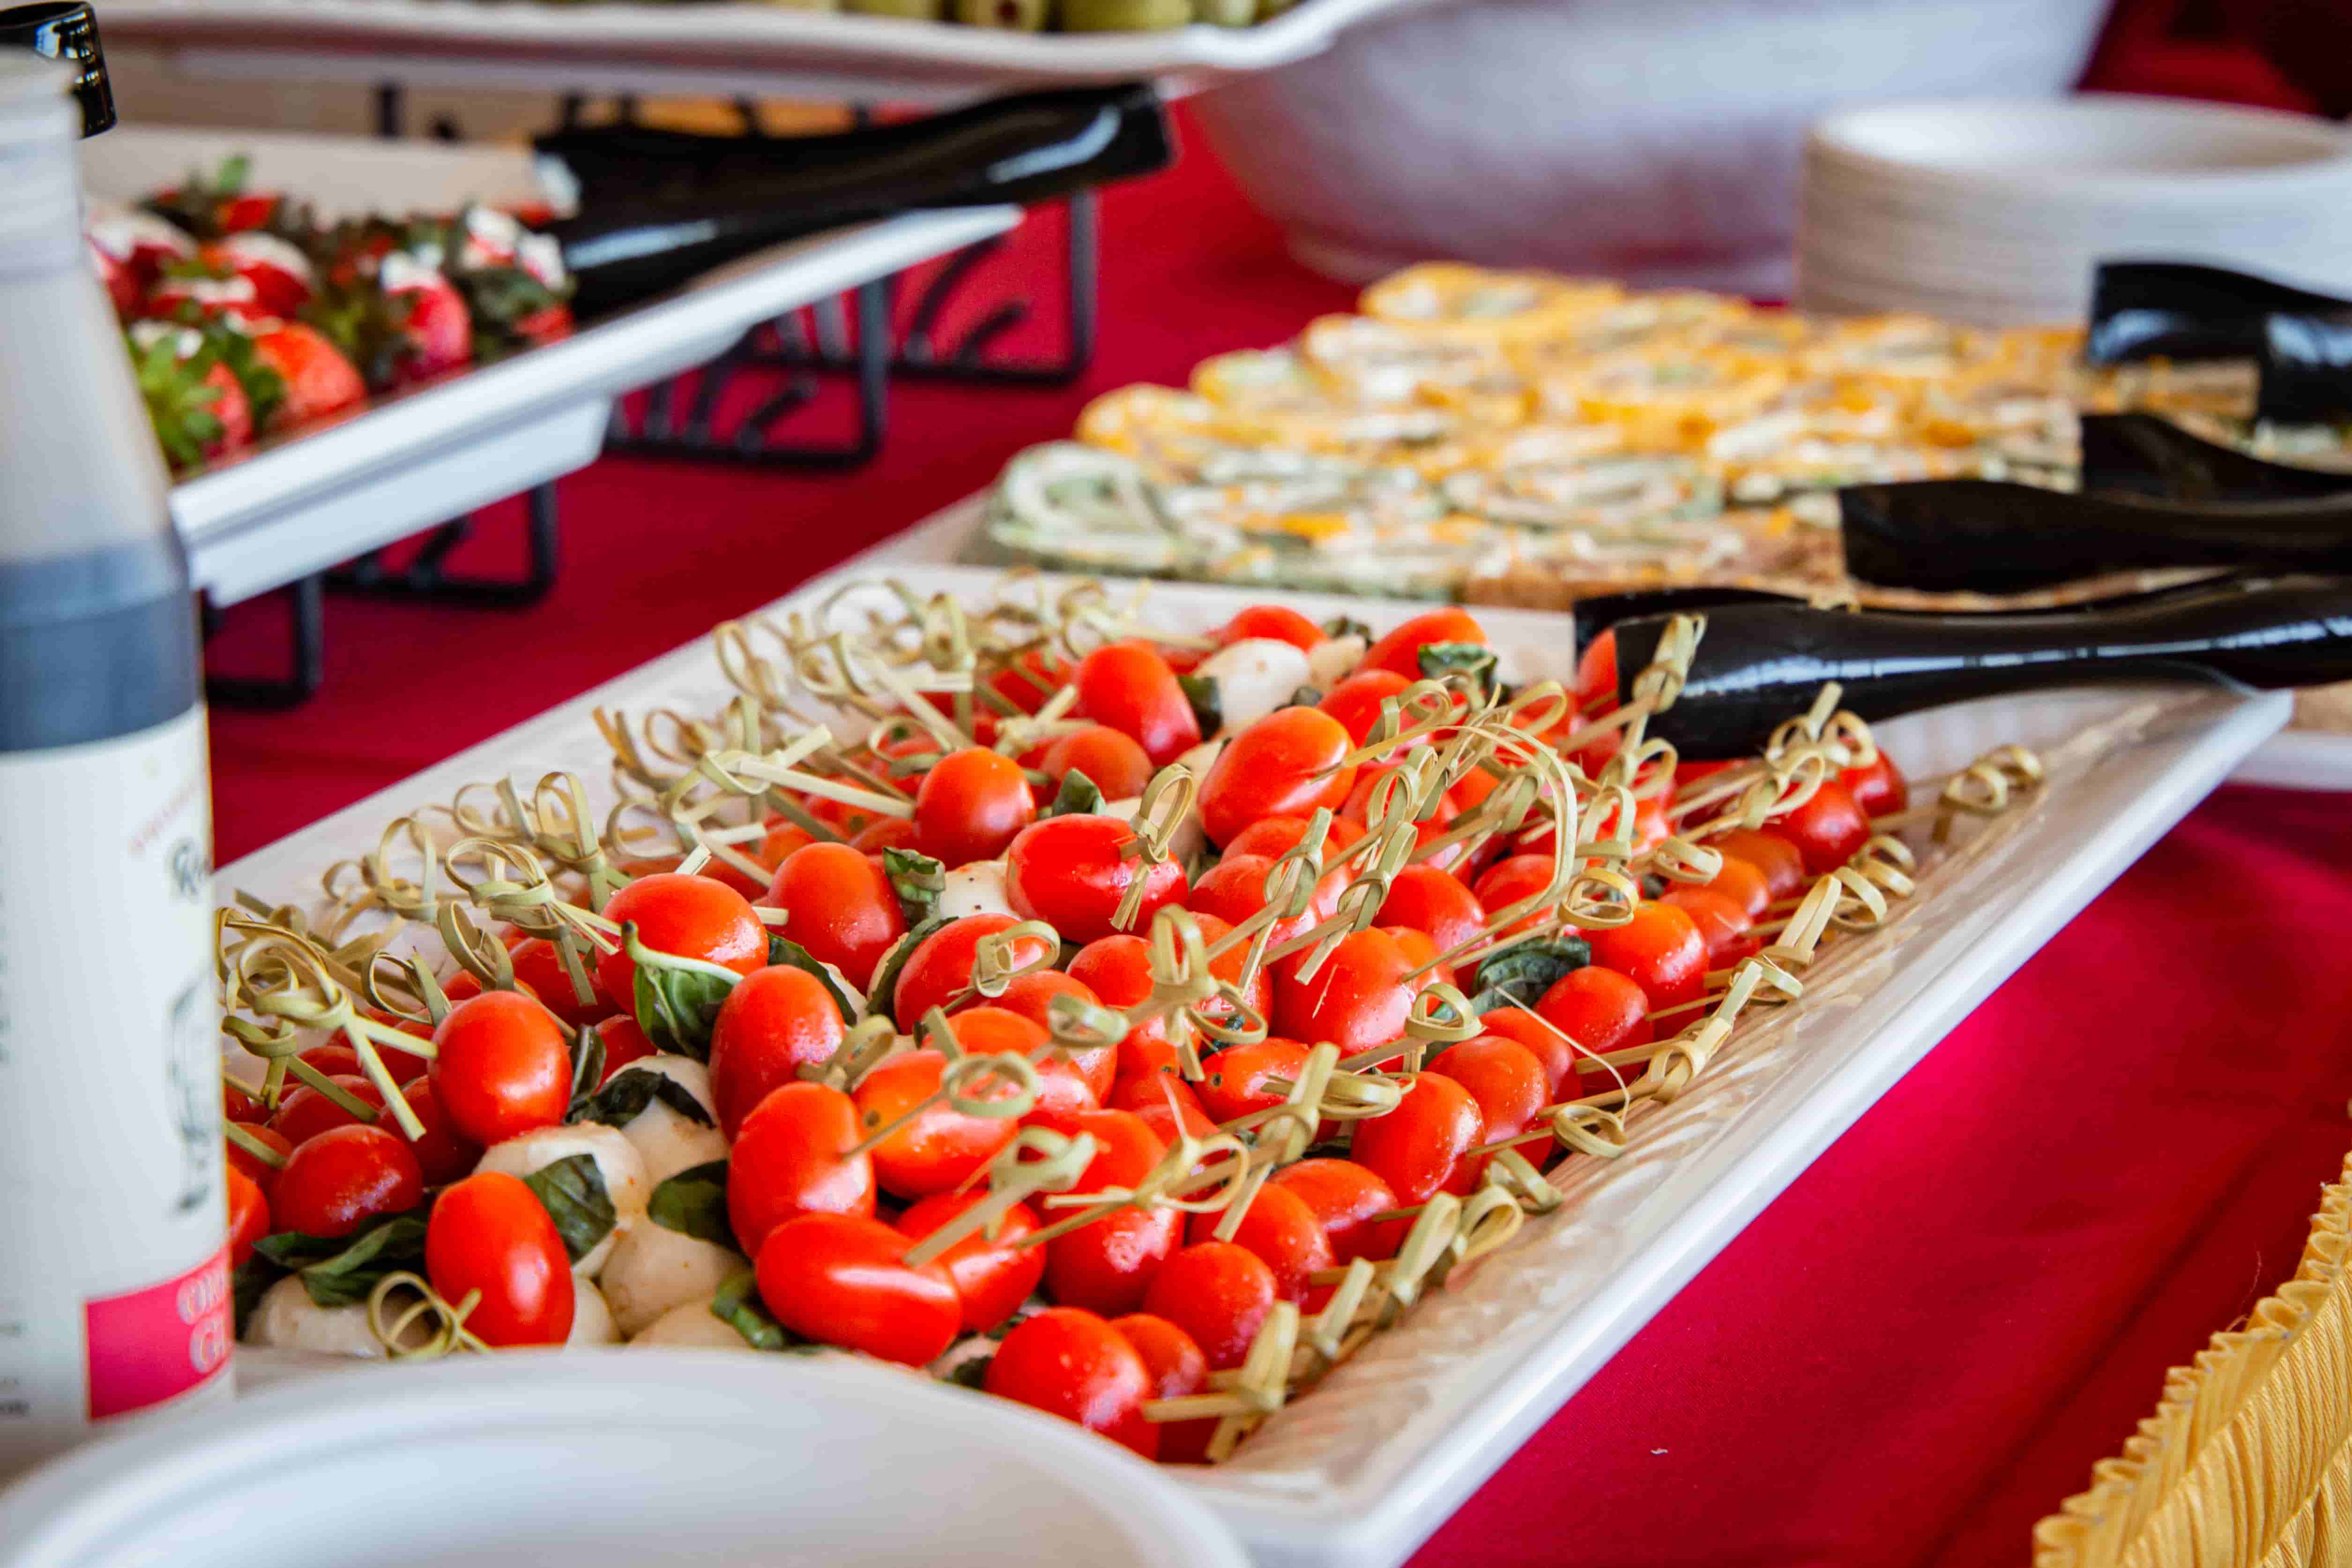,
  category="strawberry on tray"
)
[100,156,577,473]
